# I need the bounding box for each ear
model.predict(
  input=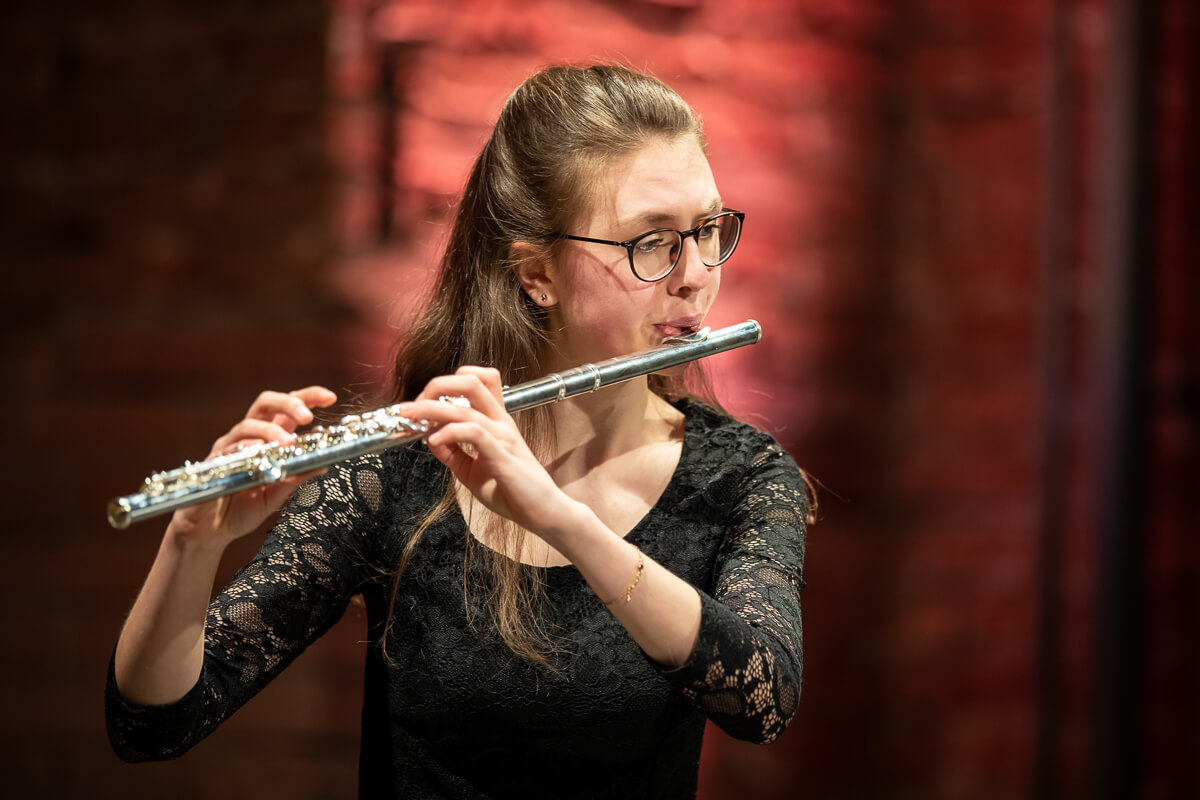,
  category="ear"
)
[510,241,556,307]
